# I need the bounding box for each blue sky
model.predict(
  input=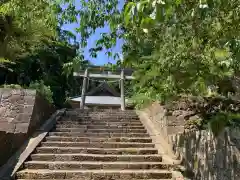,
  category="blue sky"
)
[61,1,124,65]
